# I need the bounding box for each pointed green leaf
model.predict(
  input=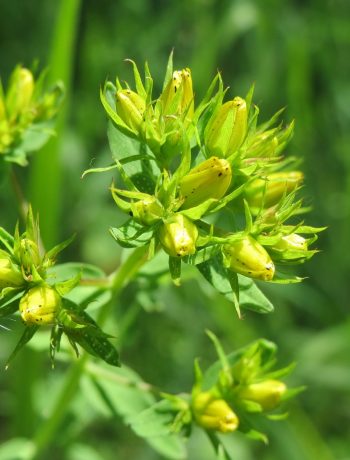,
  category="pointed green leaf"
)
[43,233,76,265]
[169,256,181,286]
[125,59,147,99]
[110,220,154,248]
[5,325,39,368]
[162,50,174,91]
[237,275,274,313]
[197,254,241,314]
[55,271,81,296]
